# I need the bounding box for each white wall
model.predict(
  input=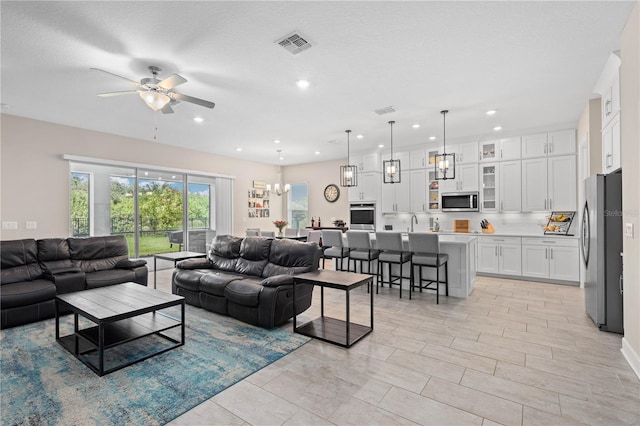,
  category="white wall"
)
[620,0,640,378]
[0,114,282,239]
